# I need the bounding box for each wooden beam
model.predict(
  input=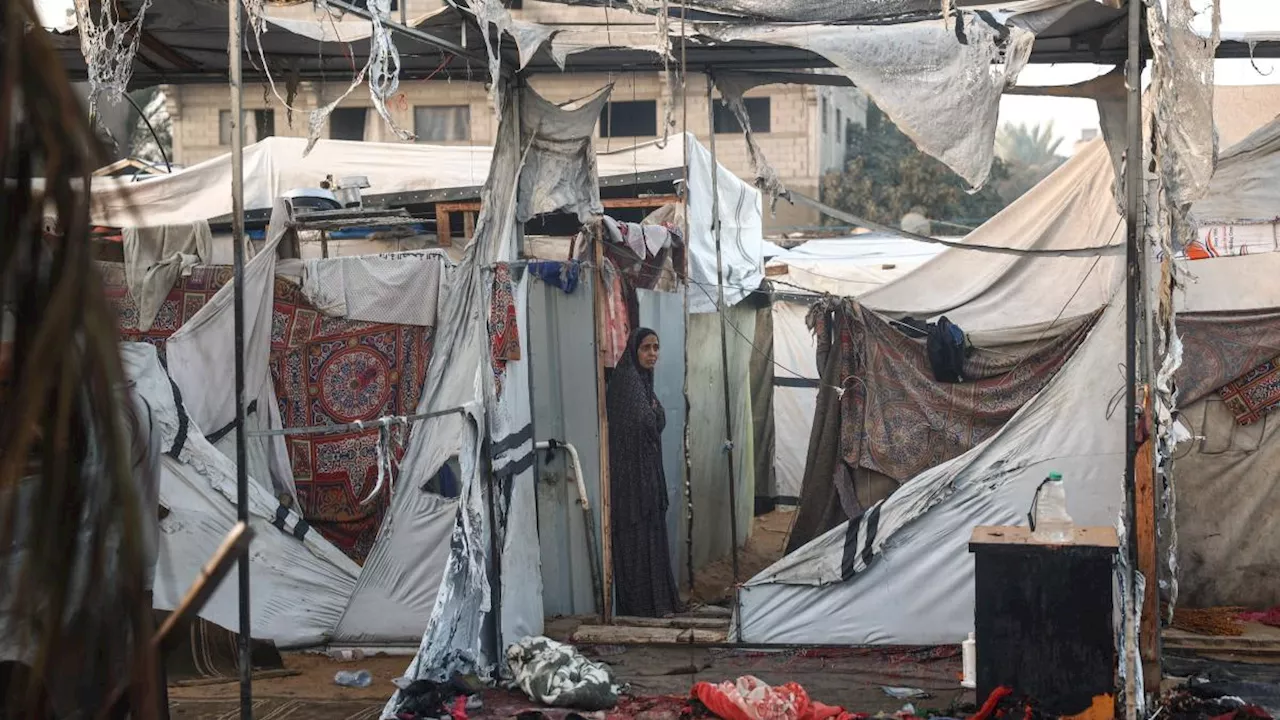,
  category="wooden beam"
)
[602,195,680,209]
[1136,386,1161,690]
[592,227,614,623]
[437,208,452,247]
[463,211,475,242]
